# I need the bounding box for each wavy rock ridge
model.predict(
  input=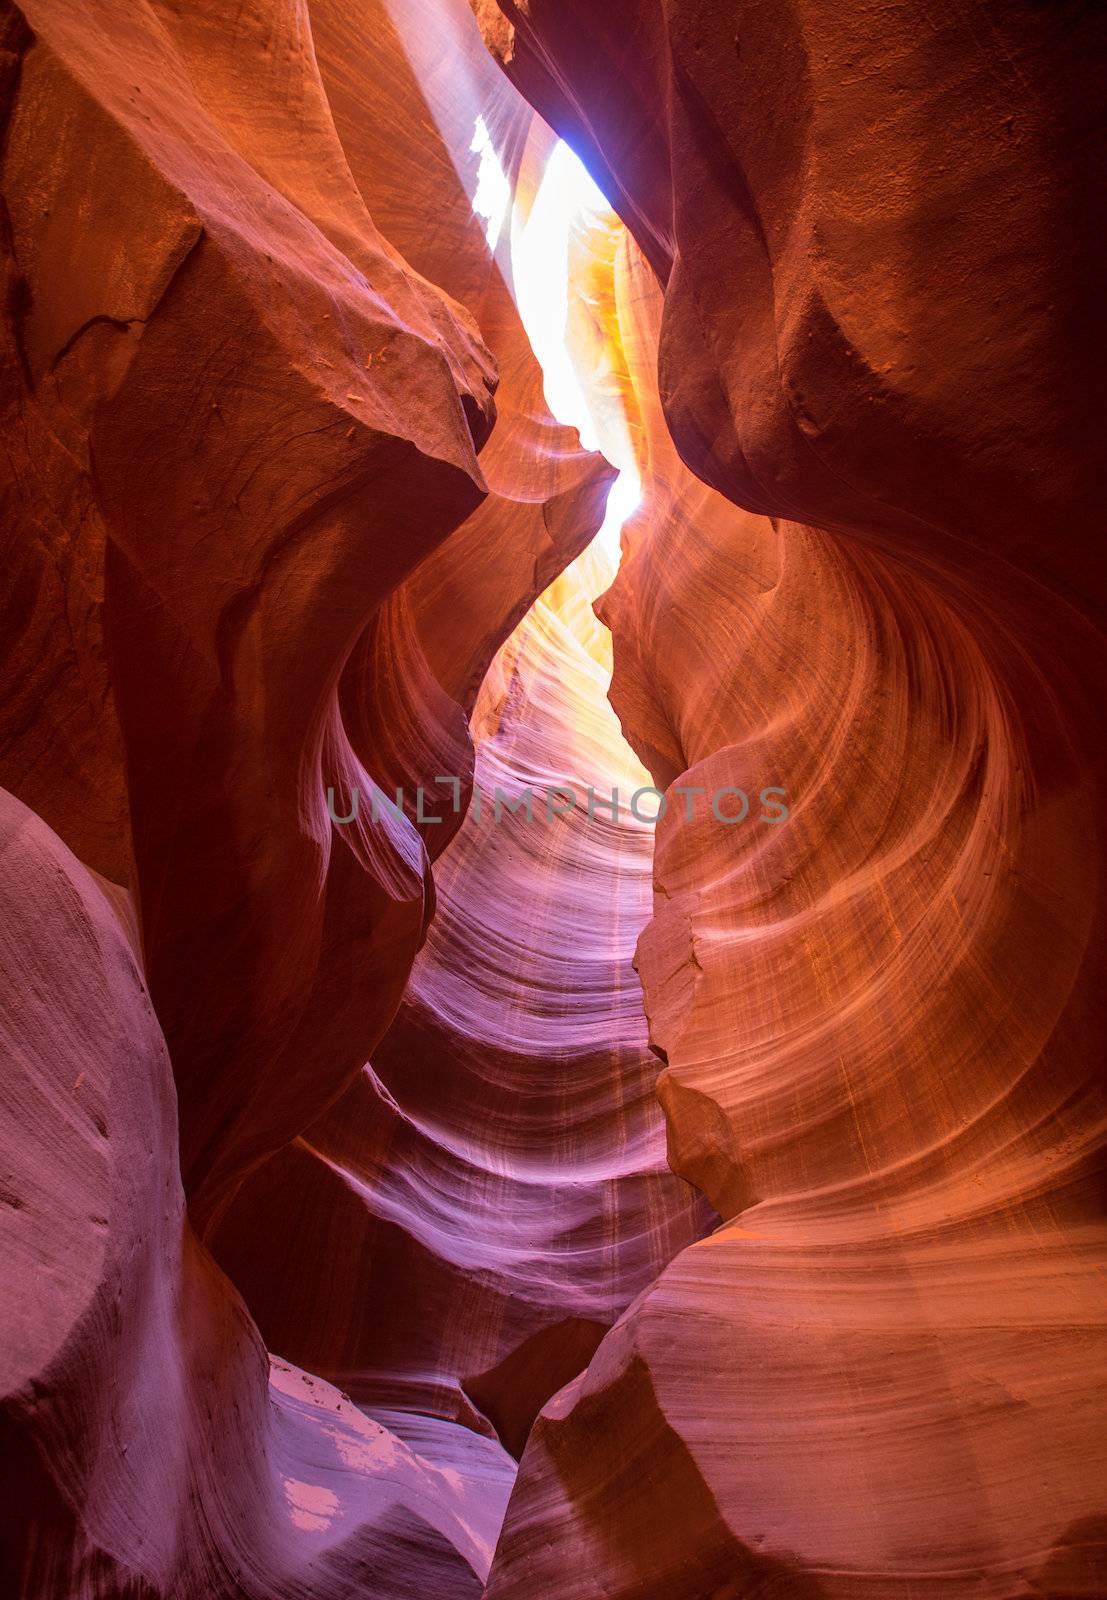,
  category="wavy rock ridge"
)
[474,3,1107,1597]
[0,0,625,1591]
